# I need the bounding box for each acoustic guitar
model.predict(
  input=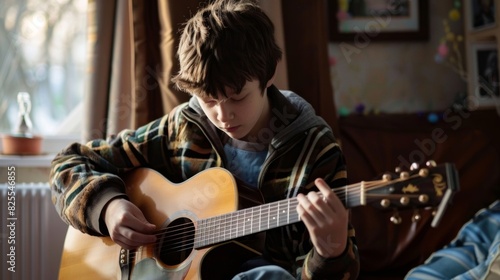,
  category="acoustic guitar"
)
[58,162,459,279]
